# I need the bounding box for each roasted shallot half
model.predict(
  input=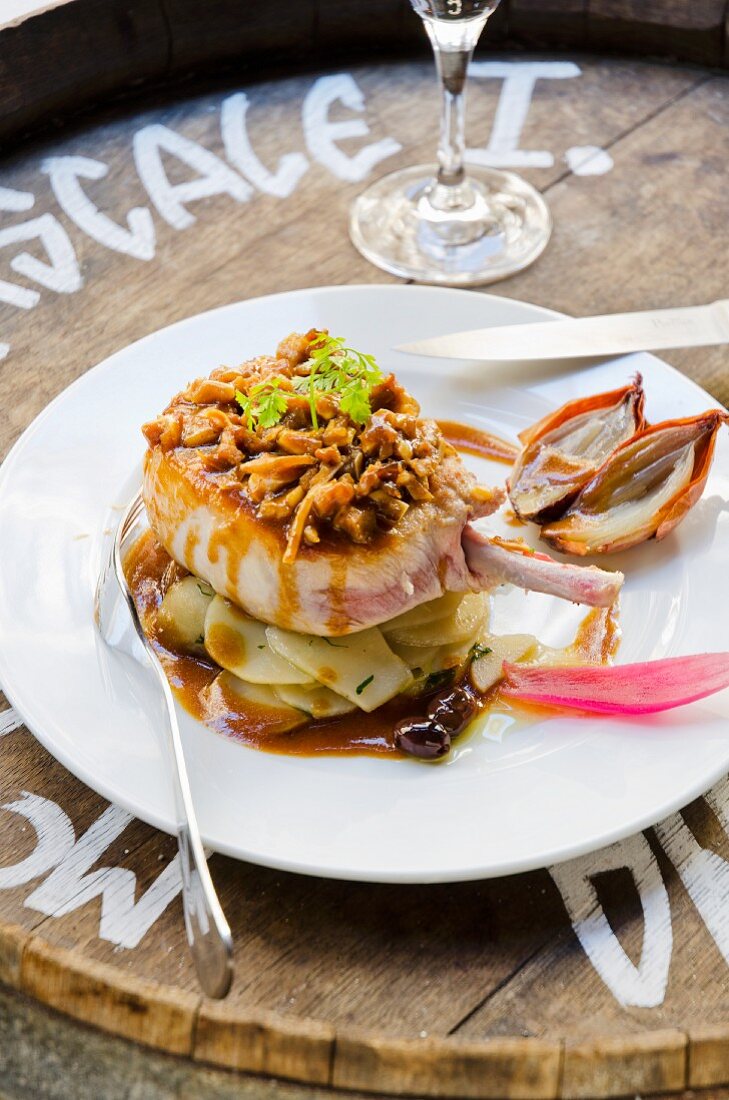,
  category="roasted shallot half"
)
[541,409,728,555]
[508,376,645,523]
